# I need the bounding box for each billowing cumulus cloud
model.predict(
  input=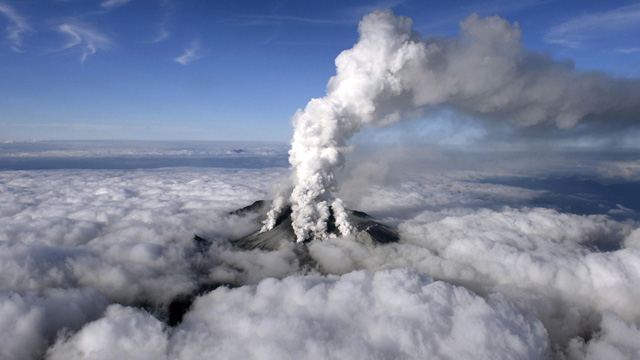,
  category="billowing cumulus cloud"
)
[47,305,168,360]
[3,149,639,359]
[566,312,640,360]
[0,166,303,359]
[308,203,640,344]
[0,288,108,360]
[172,269,548,360]
[46,269,549,360]
[0,168,295,305]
